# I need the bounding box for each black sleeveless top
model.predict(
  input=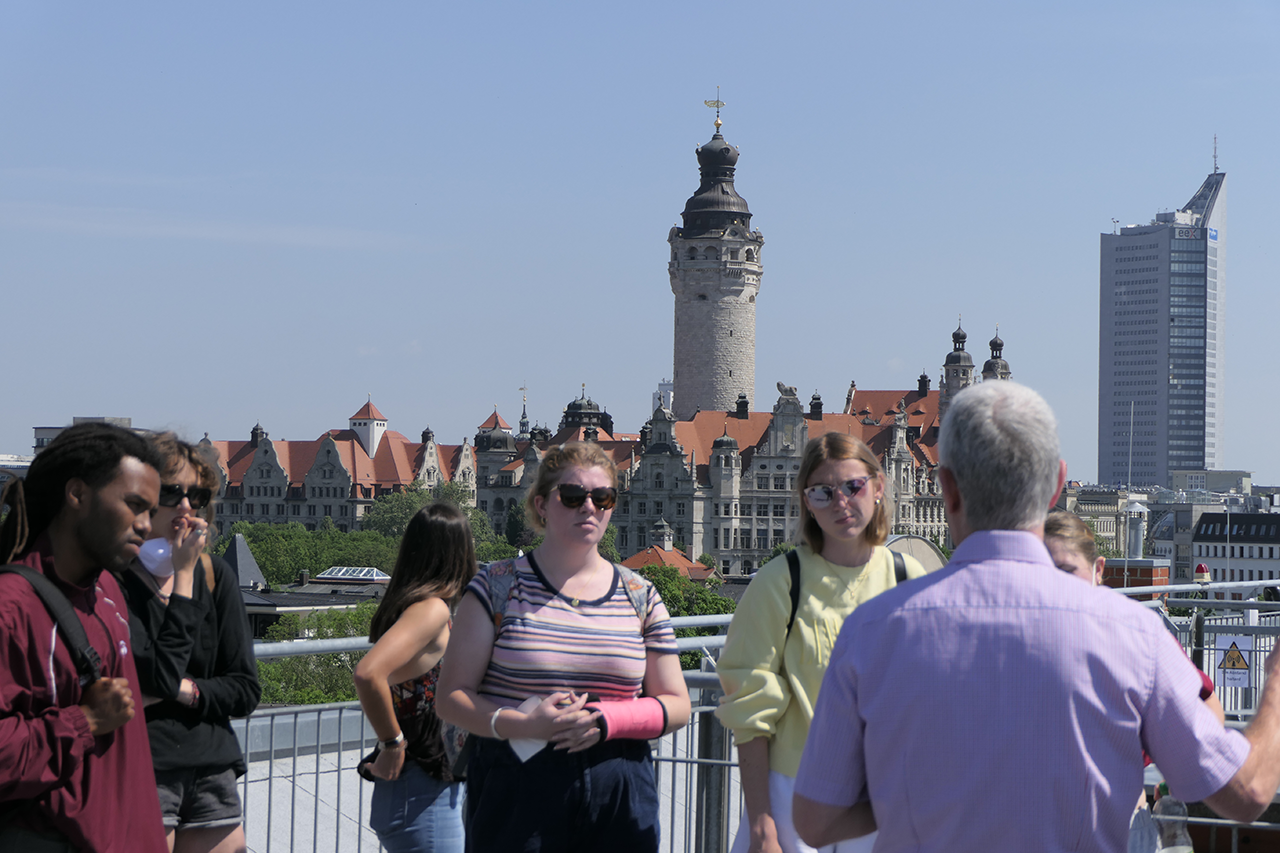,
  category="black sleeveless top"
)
[390,659,453,782]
